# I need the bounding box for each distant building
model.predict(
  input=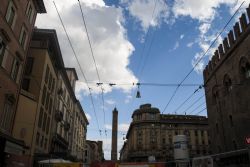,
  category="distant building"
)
[0,0,46,166]
[120,104,210,162]
[85,140,104,165]
[71,100,89,161]
[203,5,250,154]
